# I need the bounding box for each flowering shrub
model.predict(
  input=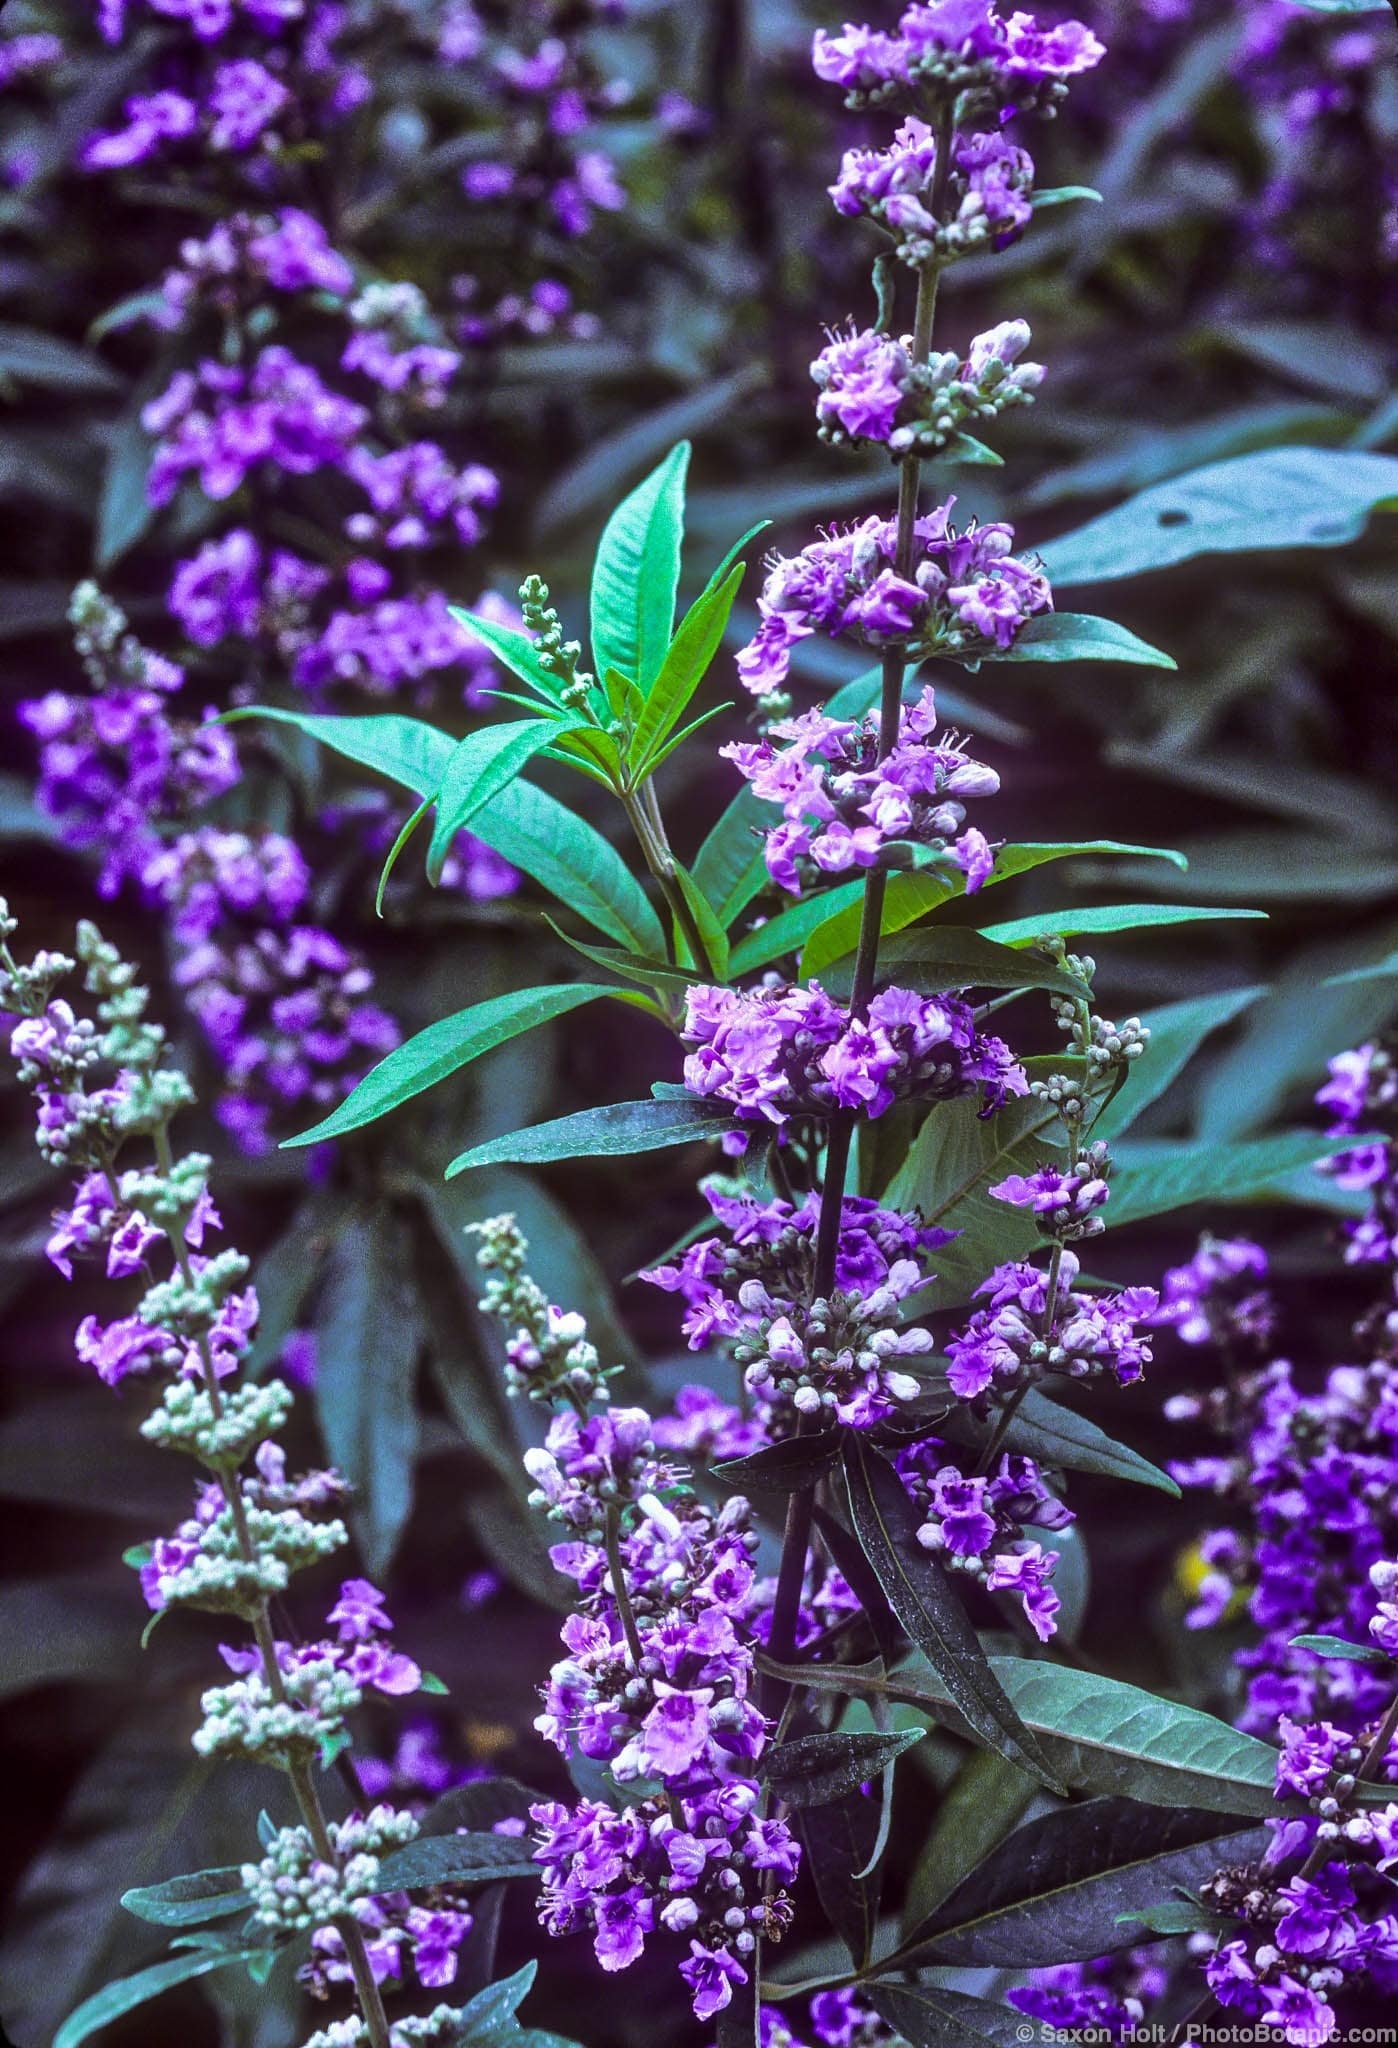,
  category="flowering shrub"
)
[5,2,1398,2048]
